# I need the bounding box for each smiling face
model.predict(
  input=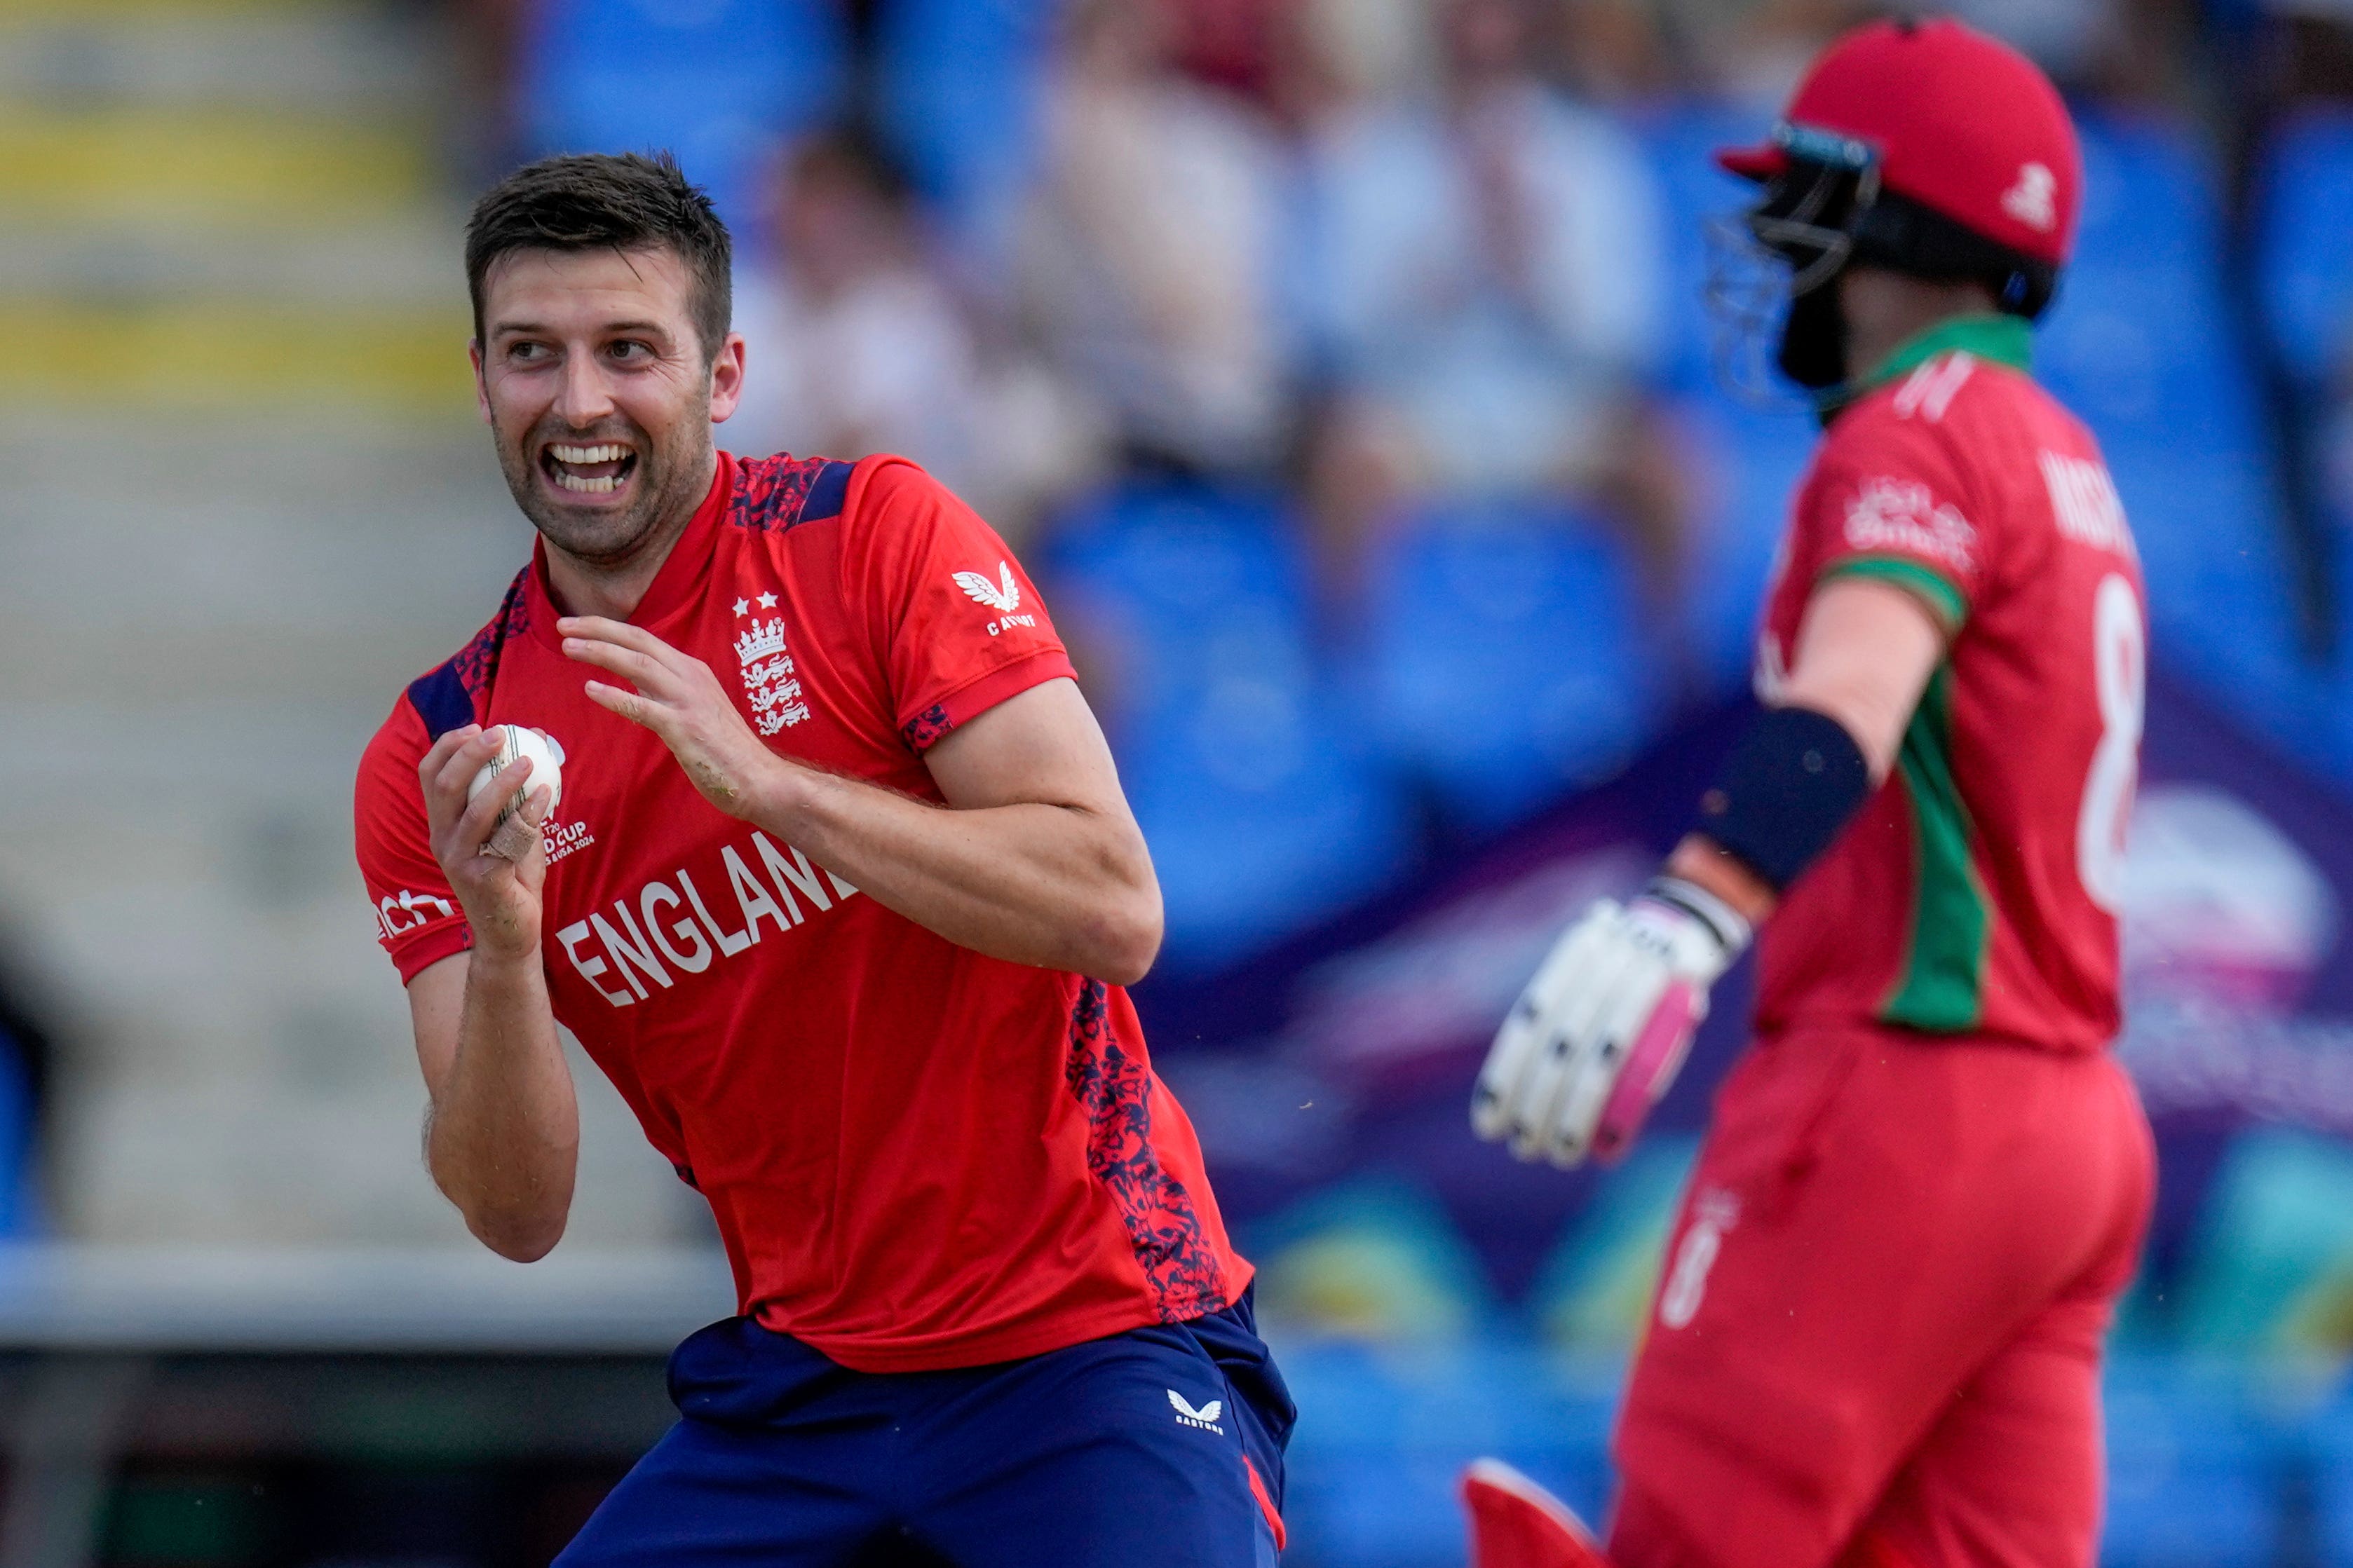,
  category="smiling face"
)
[472,244,746,574]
